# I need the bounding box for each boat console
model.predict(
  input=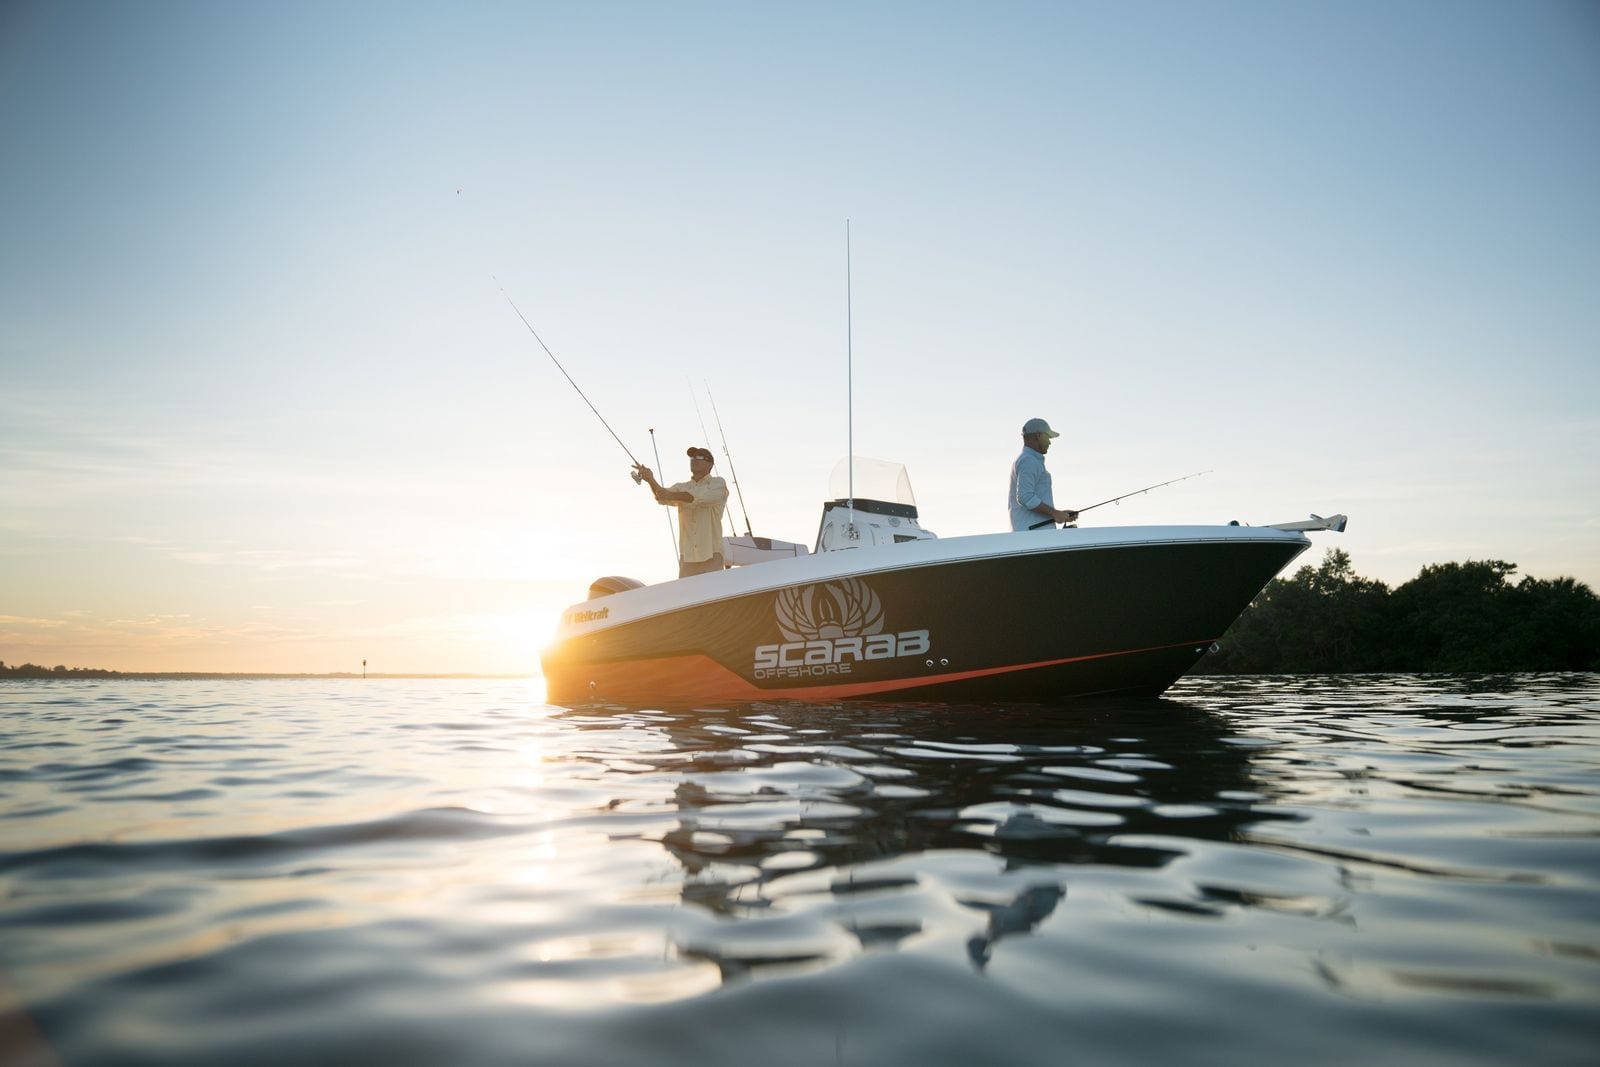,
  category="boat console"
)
[815,496,938,551]
[814,457,939,552]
